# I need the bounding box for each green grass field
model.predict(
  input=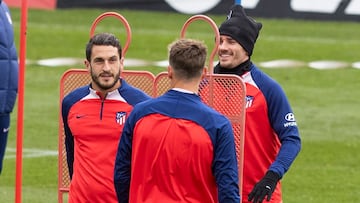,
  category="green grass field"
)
[0,7,359,202]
